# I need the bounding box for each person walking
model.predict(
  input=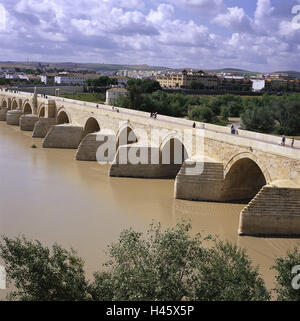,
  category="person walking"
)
[231,125,235,135]
[193,122,196,129]
[281,135,286,146]
[292,137,295,148]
